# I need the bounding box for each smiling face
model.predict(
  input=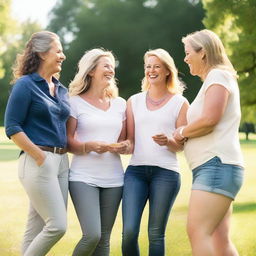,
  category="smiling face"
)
[40,39,66,75]
[184,41,205,78]
[144,55,169,86]
[90,56,115,88]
